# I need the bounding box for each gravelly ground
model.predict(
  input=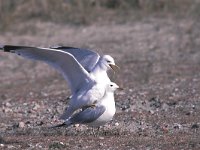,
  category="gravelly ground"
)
[0,17,200,149]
